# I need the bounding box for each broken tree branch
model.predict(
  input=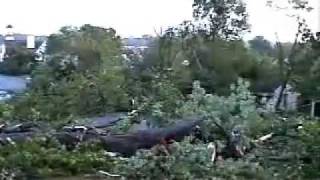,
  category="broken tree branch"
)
[98,170,121,177]
[208,142,216,162]
[254,133,274,143]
